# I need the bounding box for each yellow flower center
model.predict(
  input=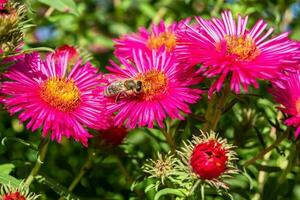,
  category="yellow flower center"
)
[136,70,168,100]
[147,32,176,51]
[222,35,260,61]
[296,99,300,114]
[40,78,81,112]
